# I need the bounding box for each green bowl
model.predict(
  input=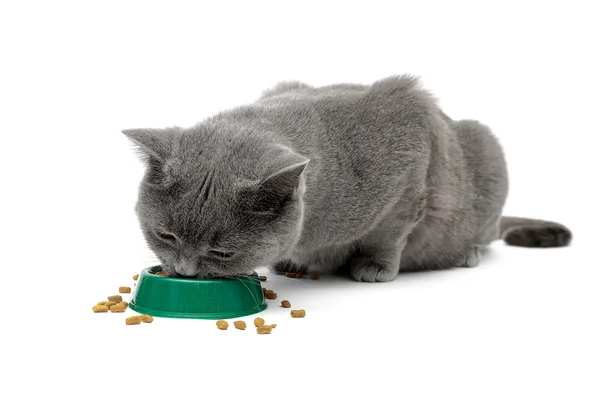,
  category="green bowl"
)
[129,266,267,319]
